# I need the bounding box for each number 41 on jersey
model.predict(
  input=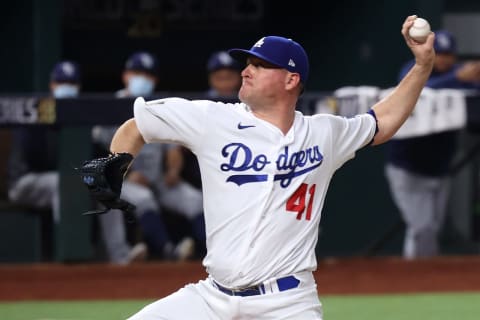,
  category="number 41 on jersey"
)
[286,183,316,221]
